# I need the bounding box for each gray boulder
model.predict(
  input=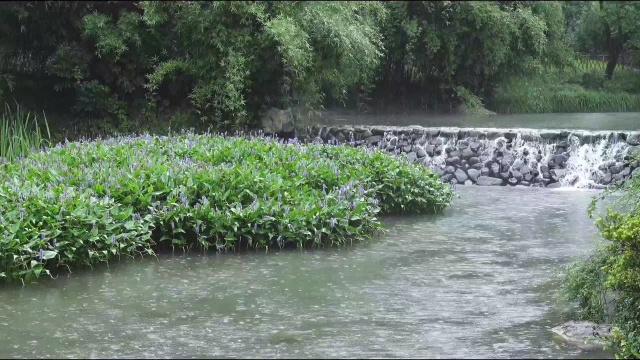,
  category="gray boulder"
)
[445,166,456,174]
[476,176,503,186]
[550,321,612,350]
[261,107,294,135]
[480,167,490,176]
[454,168,469,183]
[467,168,480,181]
